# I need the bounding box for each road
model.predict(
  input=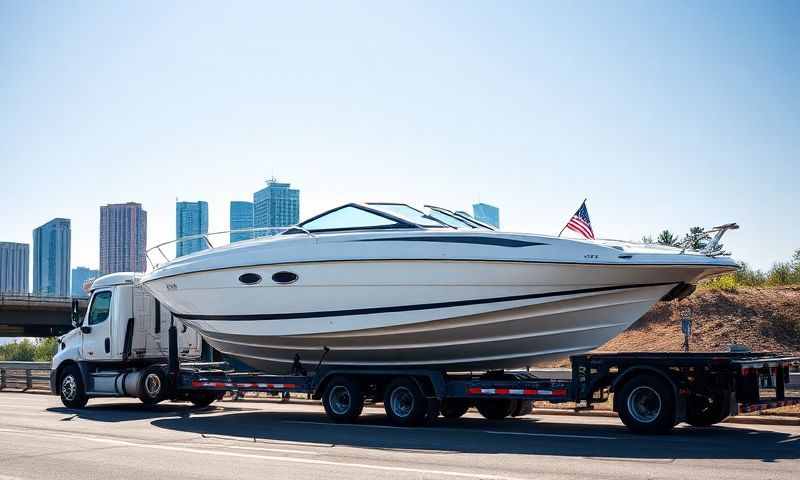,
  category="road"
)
[0,392,797,480]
